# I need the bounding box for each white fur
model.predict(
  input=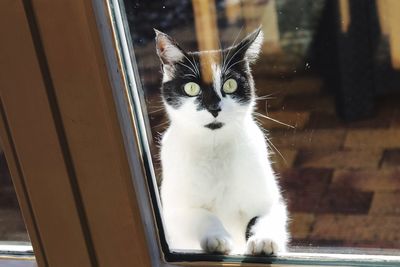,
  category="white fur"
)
[162,65,175,83]
[160,93,288,255]
[212,64,223,98]
[155,30,184,64]
[245,30,264,63]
